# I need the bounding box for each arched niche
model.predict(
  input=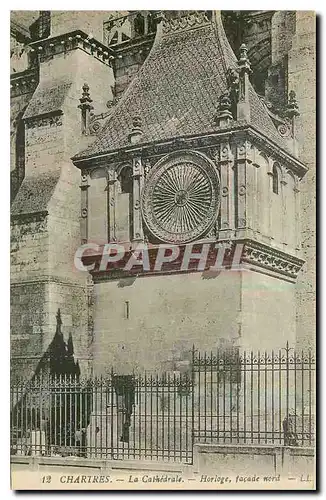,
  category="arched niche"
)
[90,167,107,180]
[115,165,133,243]
[270,161,283,243]
[88,166,108,245]
[284,169,297,250]
[254,150,269,237]
[272,162,280,195]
